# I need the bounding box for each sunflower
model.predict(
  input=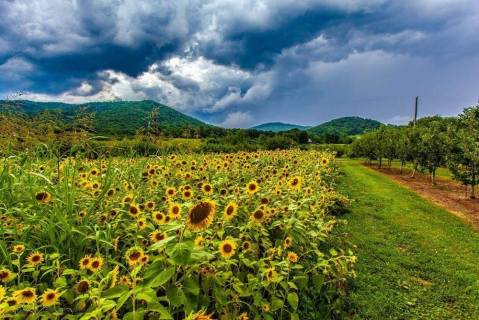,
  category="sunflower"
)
[239,312,249,320]
[187,201,216,231]
[152,211,166,224]
[35,191,51,203]
[168,203,181,219]
[137,218,147,230]
[75,279,90,294]
[41,289,60,307]
[125,247,144,266]
[193,311,214,320]
[242,240,252,251]
[194,236,205,247]
[246,181,259,195]
[119,275,131,286]
[183,189,193,199]
[0,269,13,283]
[287,251,299,263]
[150,230,166,243]
[13,287,36,304]
[202,183,213,195]
[0,285,5,301]
[12,244,25,254]
[288,176,302,190]
[219,239,236,259]
[128,204,141,217]
[140,254,150,264]
[320,157,329,166]
[223,201,238,220]
[27,252,44,266]
[6,297,18,307]
[145,201,155,210]
[165,187,176,197]
[265,267,277,282]
[305,187,313,195]
[79,255,92,270]
[262,303,270,312]
[250,209,265,223]
[106,188,116,197]
[284,236,292,248]
[123,194,133,204]
[88,256,104,272]
[109,265,119,288]
[112,237,120,251]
